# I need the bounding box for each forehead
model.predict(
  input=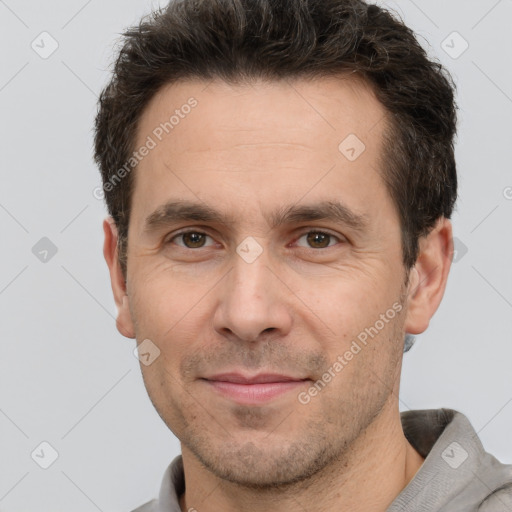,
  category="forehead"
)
[136,74,386,150]
[131,75,392,229]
